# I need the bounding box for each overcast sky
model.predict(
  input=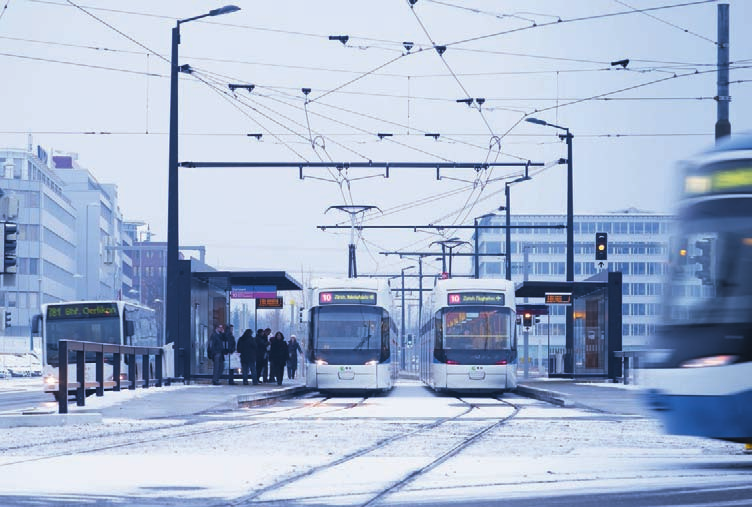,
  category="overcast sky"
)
[1,0,750,279]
